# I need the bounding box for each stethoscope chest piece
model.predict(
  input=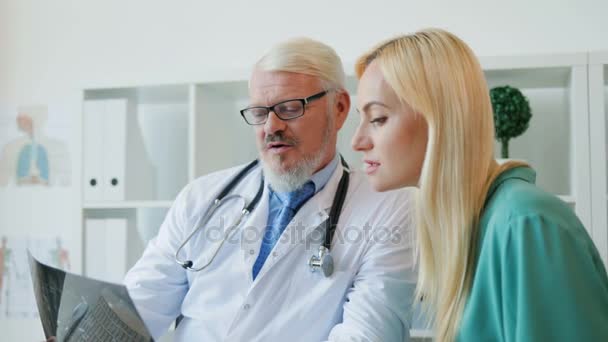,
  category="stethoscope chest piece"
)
[308,245,334,277]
